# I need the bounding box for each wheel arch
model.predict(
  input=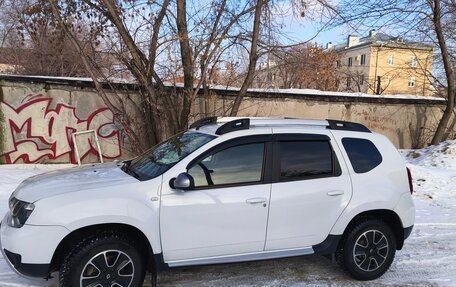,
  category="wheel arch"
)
[340,209,405,250]
[49,223,160,275]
